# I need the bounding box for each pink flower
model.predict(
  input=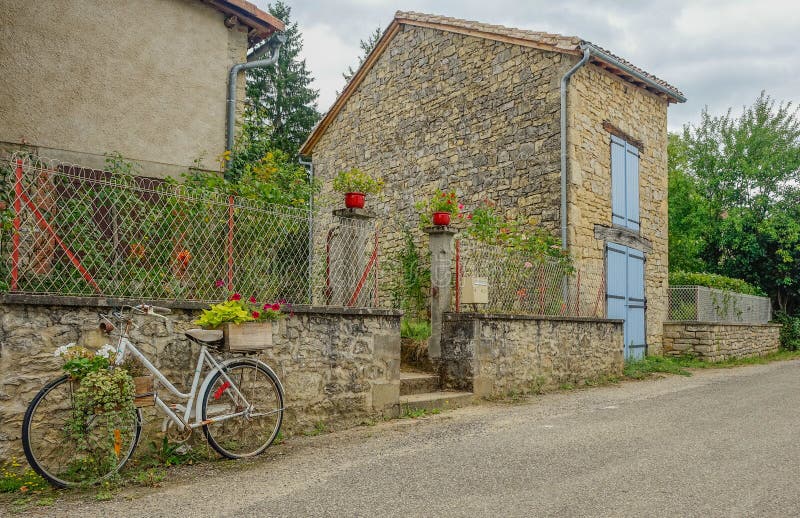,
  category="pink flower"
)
[214,279,225,288]
[248,296,257,304]
[524,261,533,269]
[467,214,473,220]
[252,311,260,319]
[263,303,271,310]
[230,293,241,301]
[271,303,281,311]
[458,204,464,210]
